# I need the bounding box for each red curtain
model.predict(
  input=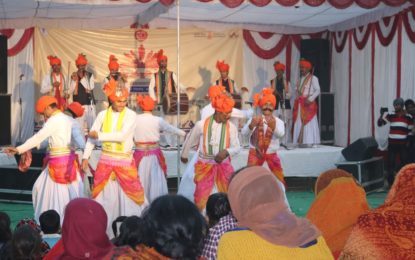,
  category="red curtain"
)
[0,28,34,57]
